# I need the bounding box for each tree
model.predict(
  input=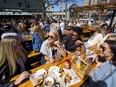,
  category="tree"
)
[39,0,73,19]
[39,0,60,19]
